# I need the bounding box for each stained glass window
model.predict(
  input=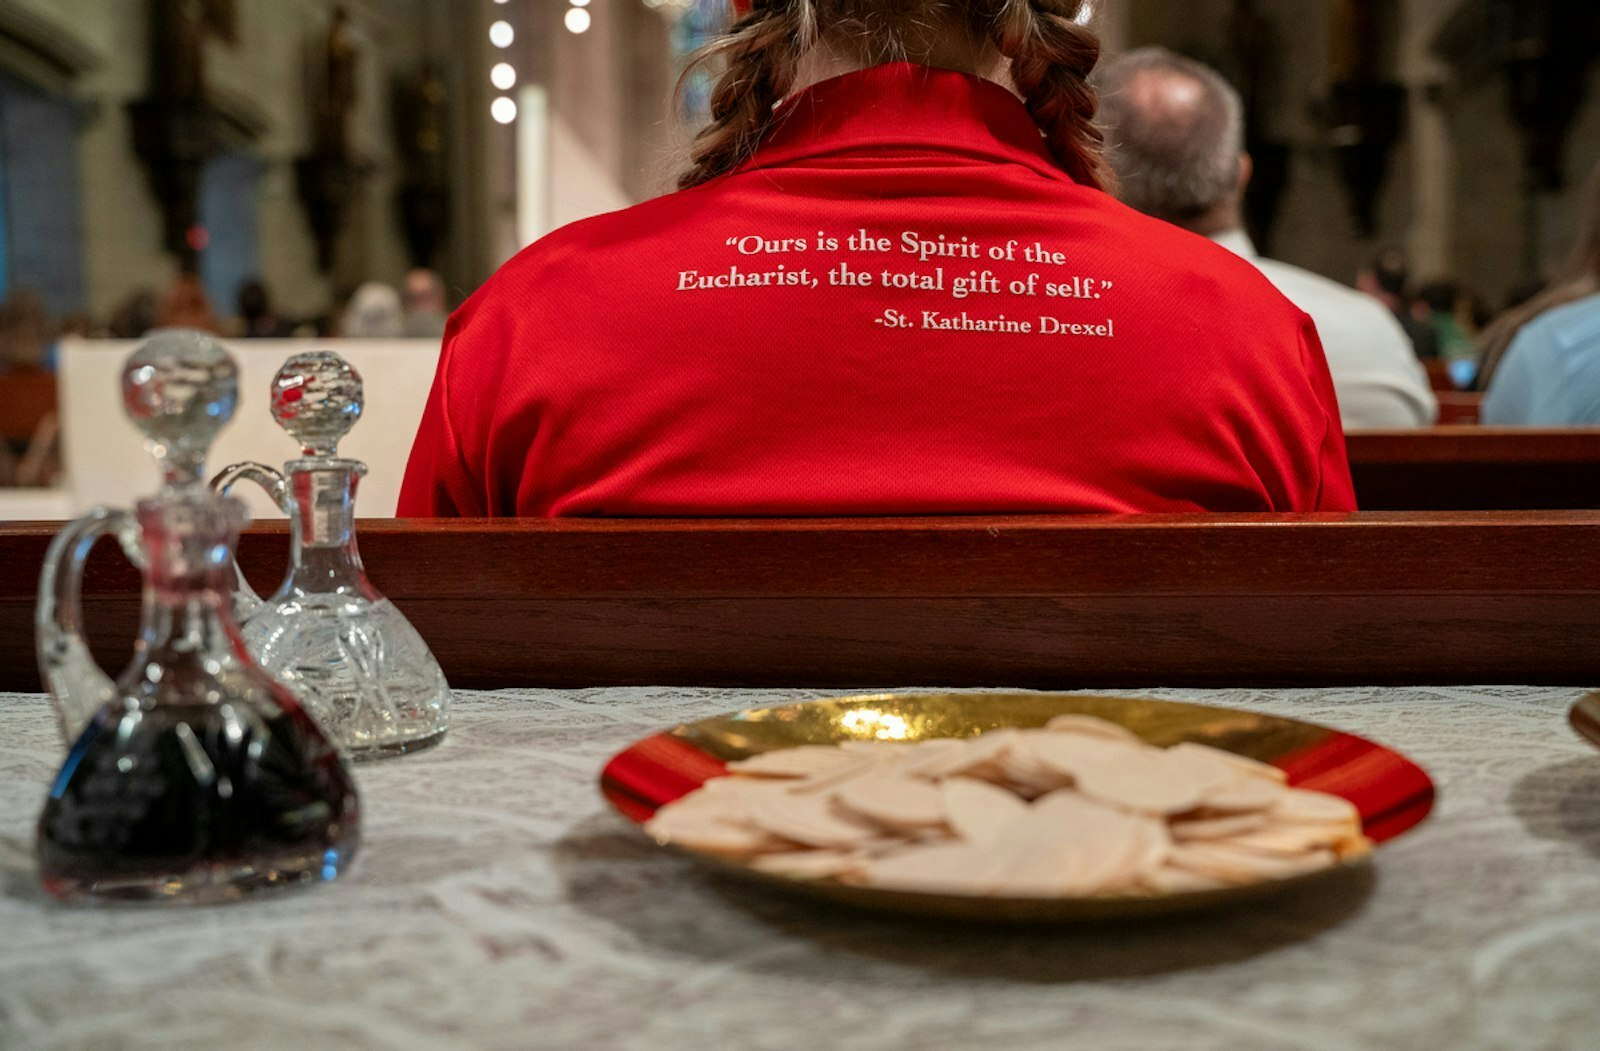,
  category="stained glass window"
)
[671,0,729,123]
